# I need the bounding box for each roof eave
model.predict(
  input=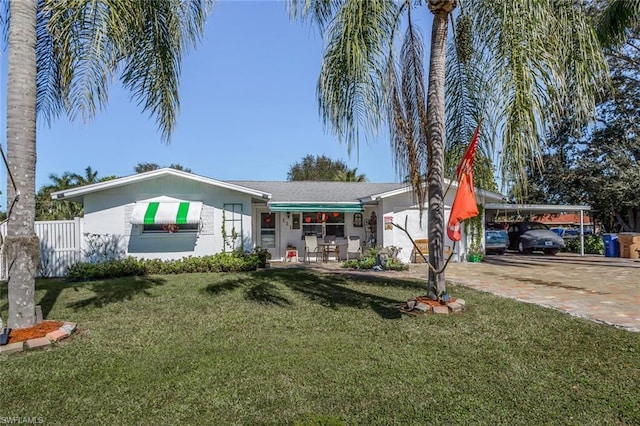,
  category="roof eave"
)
[50,168,271,202]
